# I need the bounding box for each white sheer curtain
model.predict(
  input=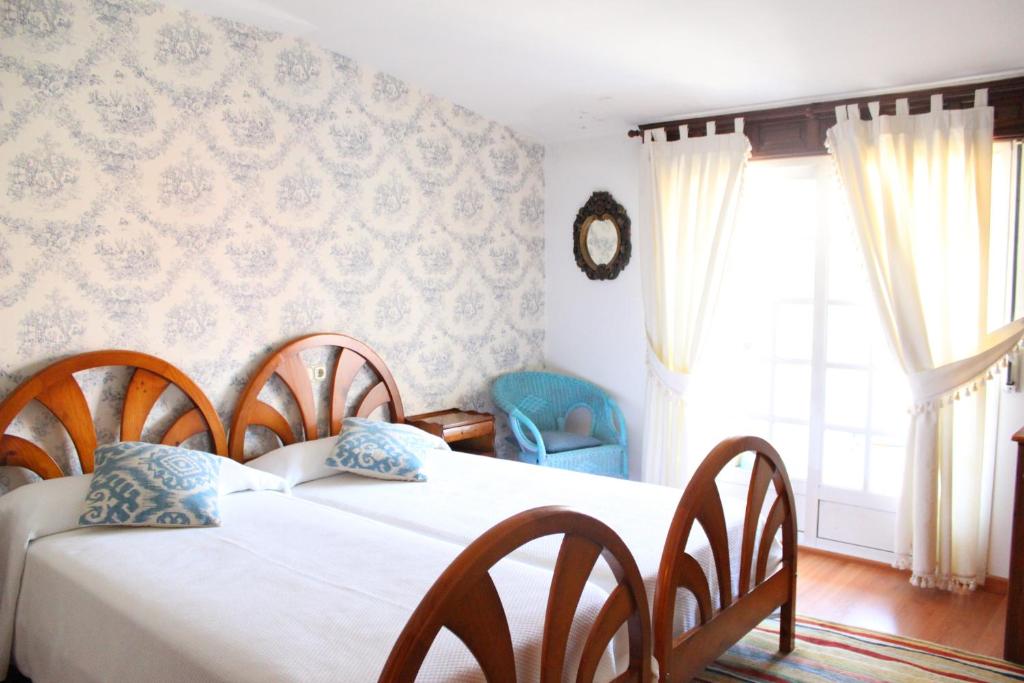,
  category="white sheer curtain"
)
[640,122,750,487]
[827,91,1024,589]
